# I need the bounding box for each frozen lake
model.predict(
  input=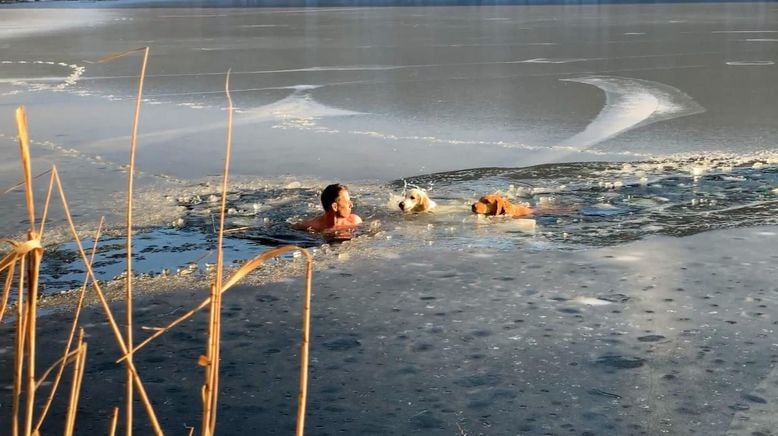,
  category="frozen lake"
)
[1,1,777,435]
